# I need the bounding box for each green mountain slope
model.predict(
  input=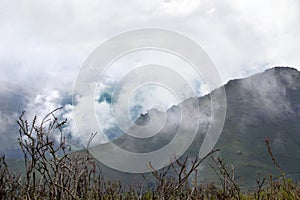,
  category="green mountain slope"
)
[89,67,300,188]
